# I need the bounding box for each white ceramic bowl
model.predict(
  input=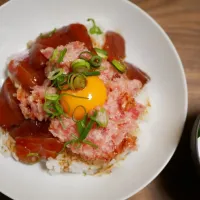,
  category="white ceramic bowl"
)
[0,0,187,199]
